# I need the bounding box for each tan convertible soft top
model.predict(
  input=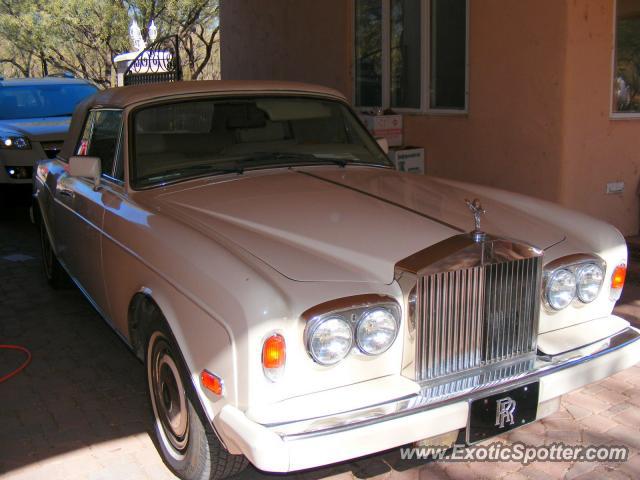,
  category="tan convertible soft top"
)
[61,80,347,159]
